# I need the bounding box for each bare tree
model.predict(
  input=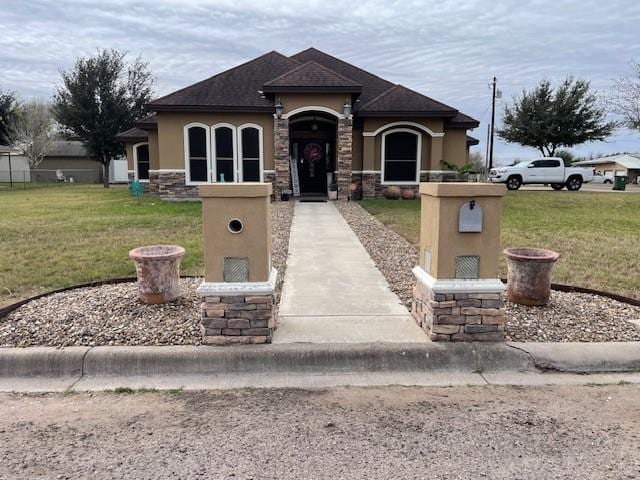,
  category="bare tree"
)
[9,99,55,168]
[611,62,640,132]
